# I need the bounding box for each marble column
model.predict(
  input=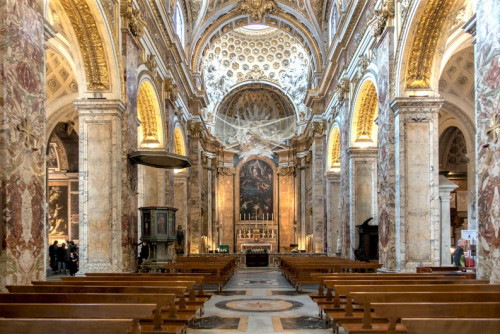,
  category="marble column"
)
[473,1,500,283]
[338,102,351,258]
[439,176,458,266]
[391,97,443,270]
[206,154,215,252]
[75,100,125,272]
[218,170,235,252]
[187,122,202,254]
[311,134,326,253]
[121,31,140,271]
[347,148,378,252]
[325,172,341,256]
[297,153,307,250]
[174,171,188,254]
[376,27,397,271]
[278,168,295,253]
[0,0,46,289]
